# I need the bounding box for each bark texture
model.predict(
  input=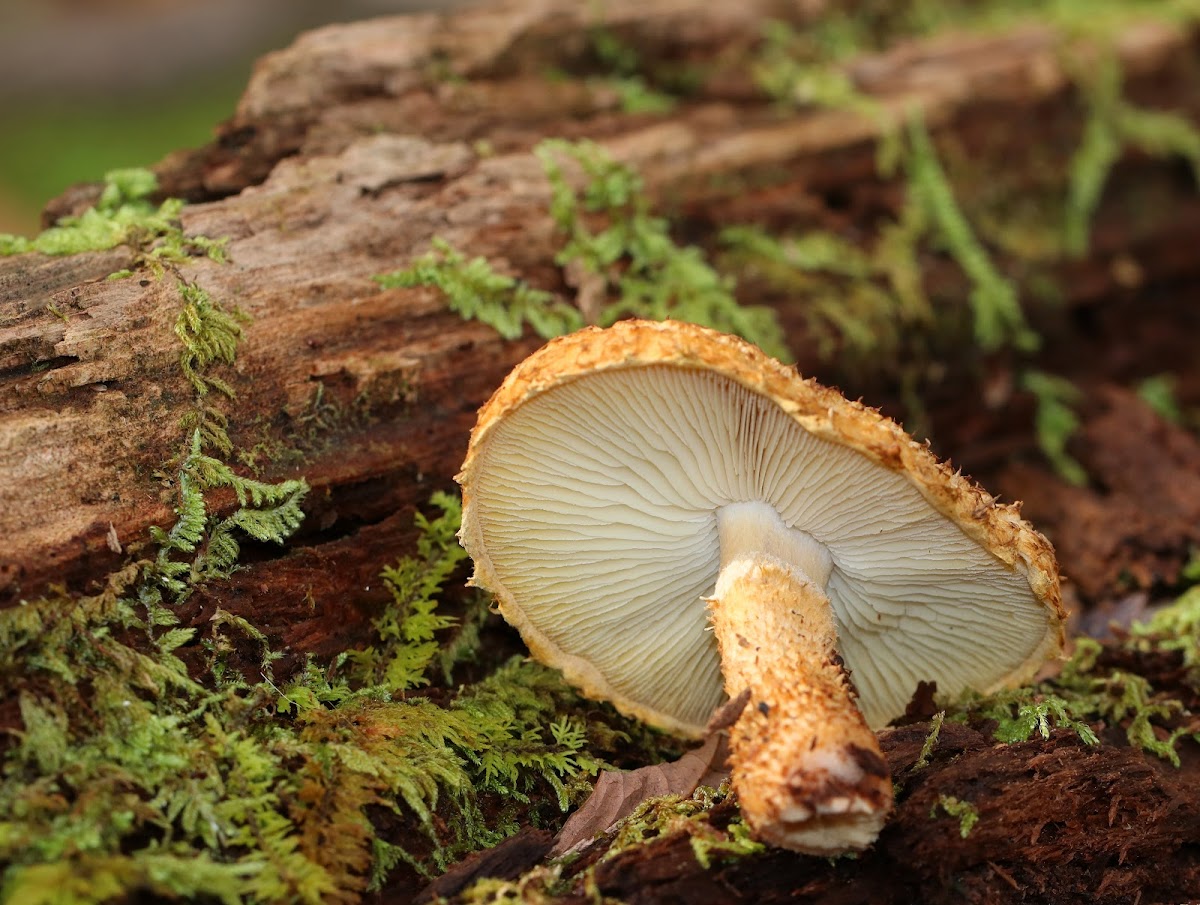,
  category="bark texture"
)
[4,0,1200,647]
[521,722,1200,905]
